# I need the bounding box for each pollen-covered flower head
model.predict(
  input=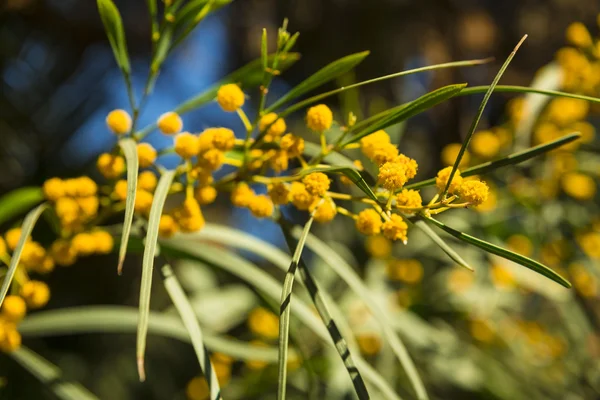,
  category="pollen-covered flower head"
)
[97,153,125,180]
[137,143,157,168]
[378,161,408,191]
[106,109,132,135]
[231,183,255,208]
[458,180,489,206]
[382,214,408,242]
[269,150,289,173]
[20,281,50,309]
[248,195,274,218]
[42,178,65,202]
[71,233,96,256]
[76,196,99,218]
[356,209,382,236]
[371,142,399,166]
[50,239,77,266]
[470,130,500,159]
[310,198,337,223]
[0,237,6,256]
[210,127,236,151]
[217,83,245,112]
[73,177,98,197]
[435,166,463,194]
[159,215,179,238]
[138,171,158,192]
[259,112,286,138]
[5,228,27,251]
[566,22,593,48]
[268,182,290,205]
[198,149,225,171]
[174,132,200,159]
[55,197,79,225]
[157,111,183,135]
[393,154,418,180]
[134,189,154,215]
[360,130,391,158]
[279,133,305,158]
[177,198,205,233]
[289,182,314,210]
[1,295,26,322]
[248,307,279,339]
[396,189,422,209]
[306,104,333,132]
[303,172,330,196]
[195,186,217,205]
